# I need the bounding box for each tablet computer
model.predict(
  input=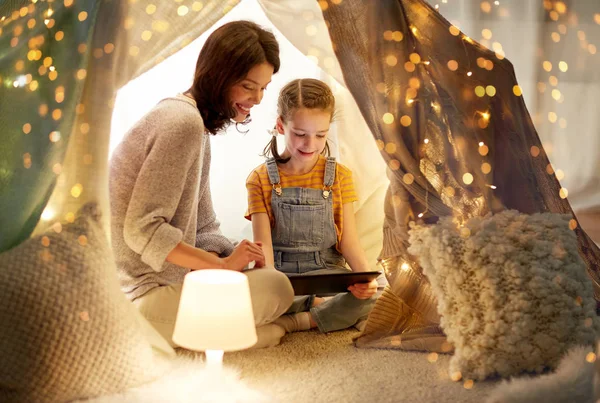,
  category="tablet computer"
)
[287,271,382,296]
